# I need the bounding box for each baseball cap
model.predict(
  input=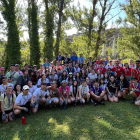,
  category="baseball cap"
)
[69,72,73,75]
[24,63,29,66]
[0,67,5,71]
[23,85,29,90]
[15,64,20,67]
